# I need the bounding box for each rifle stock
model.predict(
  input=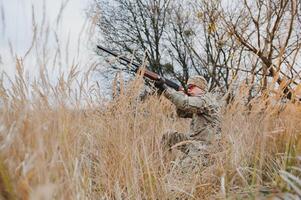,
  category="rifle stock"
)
[97,45,184,91]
